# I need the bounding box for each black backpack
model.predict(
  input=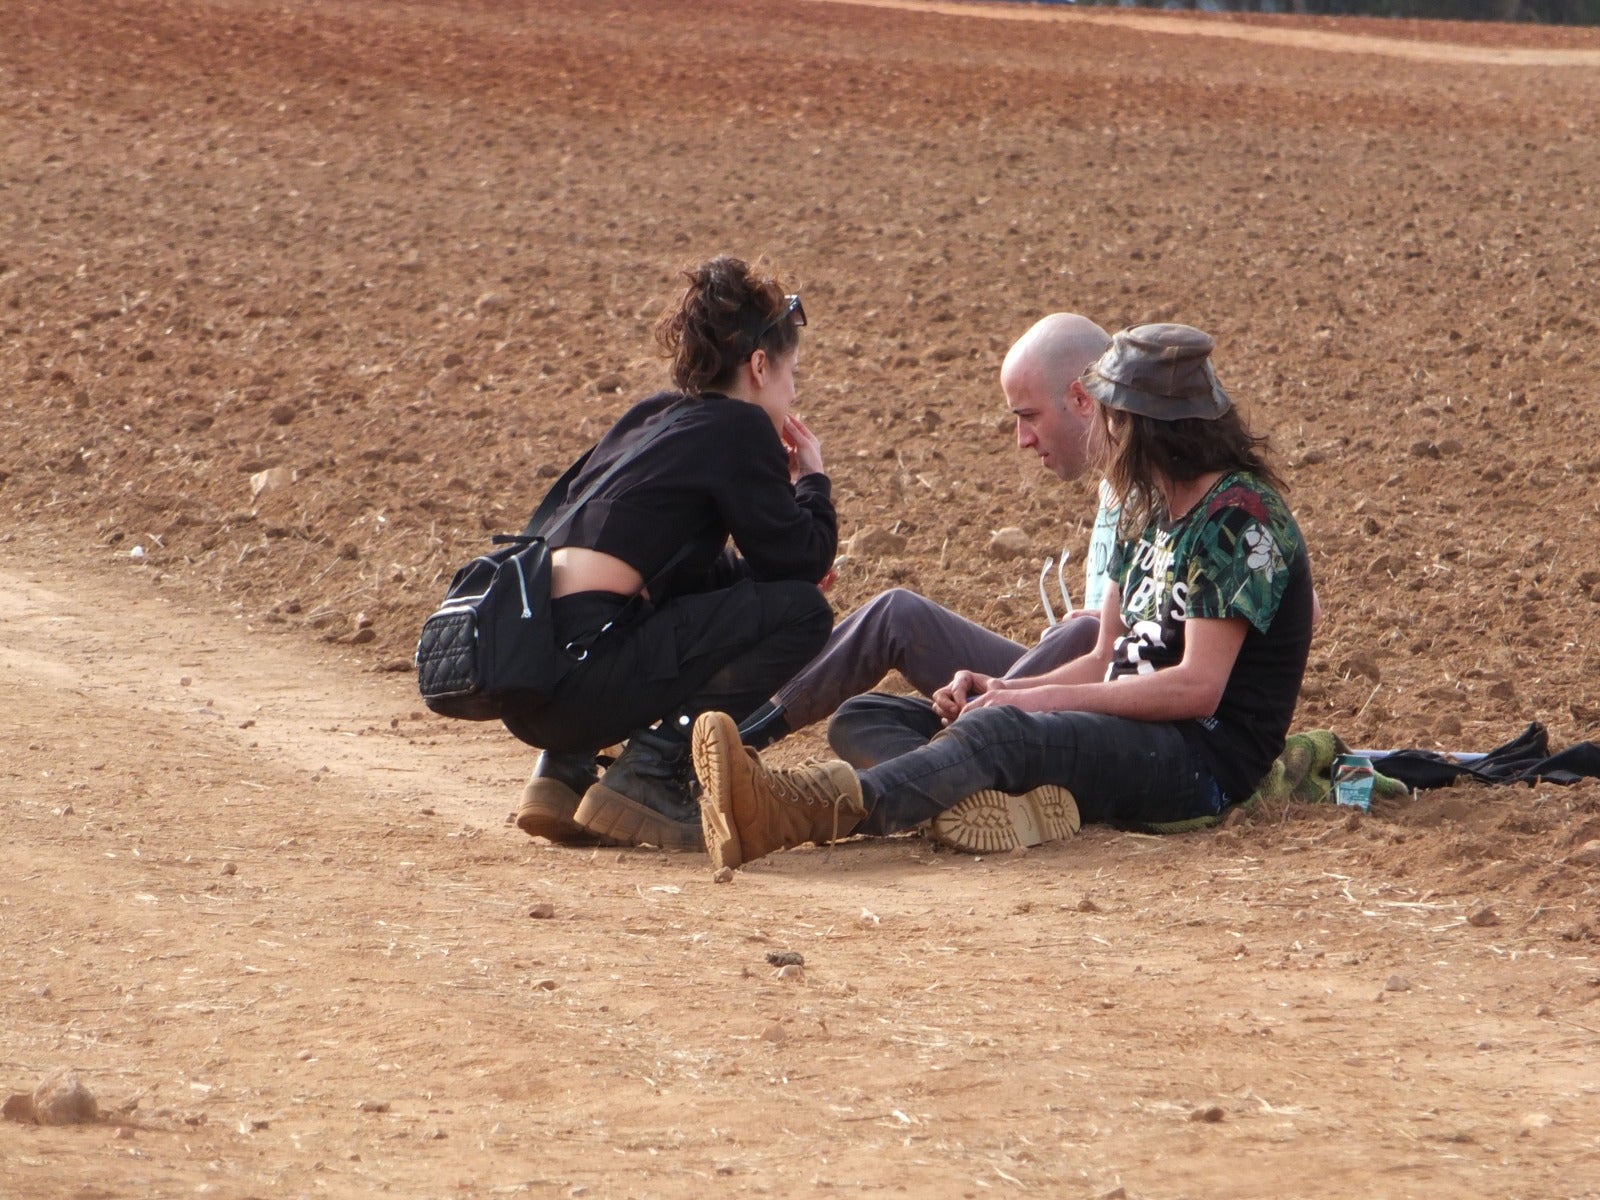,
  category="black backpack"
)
[415,404,691,720]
